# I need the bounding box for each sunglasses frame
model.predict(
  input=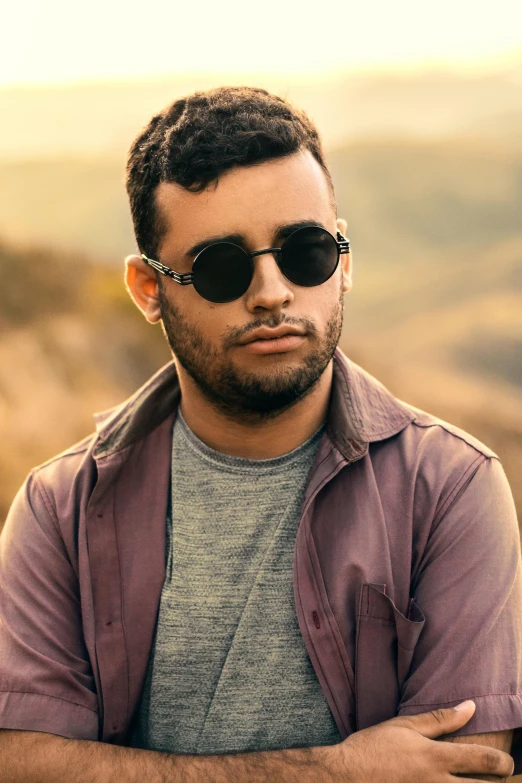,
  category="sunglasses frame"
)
[141,225,350,301]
